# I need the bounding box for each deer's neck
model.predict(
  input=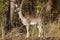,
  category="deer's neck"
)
[18,9,25,20]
